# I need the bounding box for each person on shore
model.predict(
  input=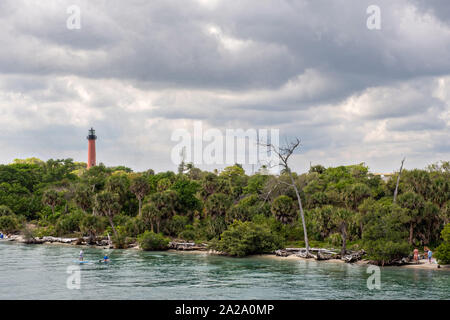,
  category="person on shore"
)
[79,250,84,261]
[413,248,419,263]
[0,232,4,239]
[428,250,433,264]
